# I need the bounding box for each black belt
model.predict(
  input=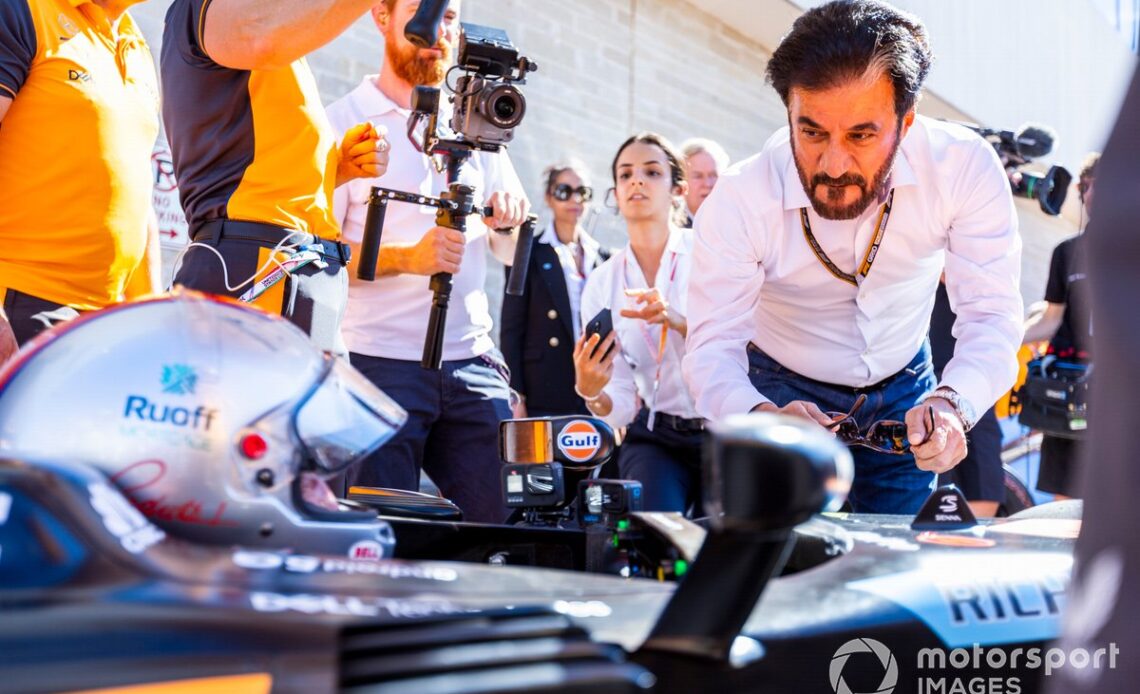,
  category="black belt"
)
[640,409,705,433]
[191,219,351,266]
[747,342,919,395]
